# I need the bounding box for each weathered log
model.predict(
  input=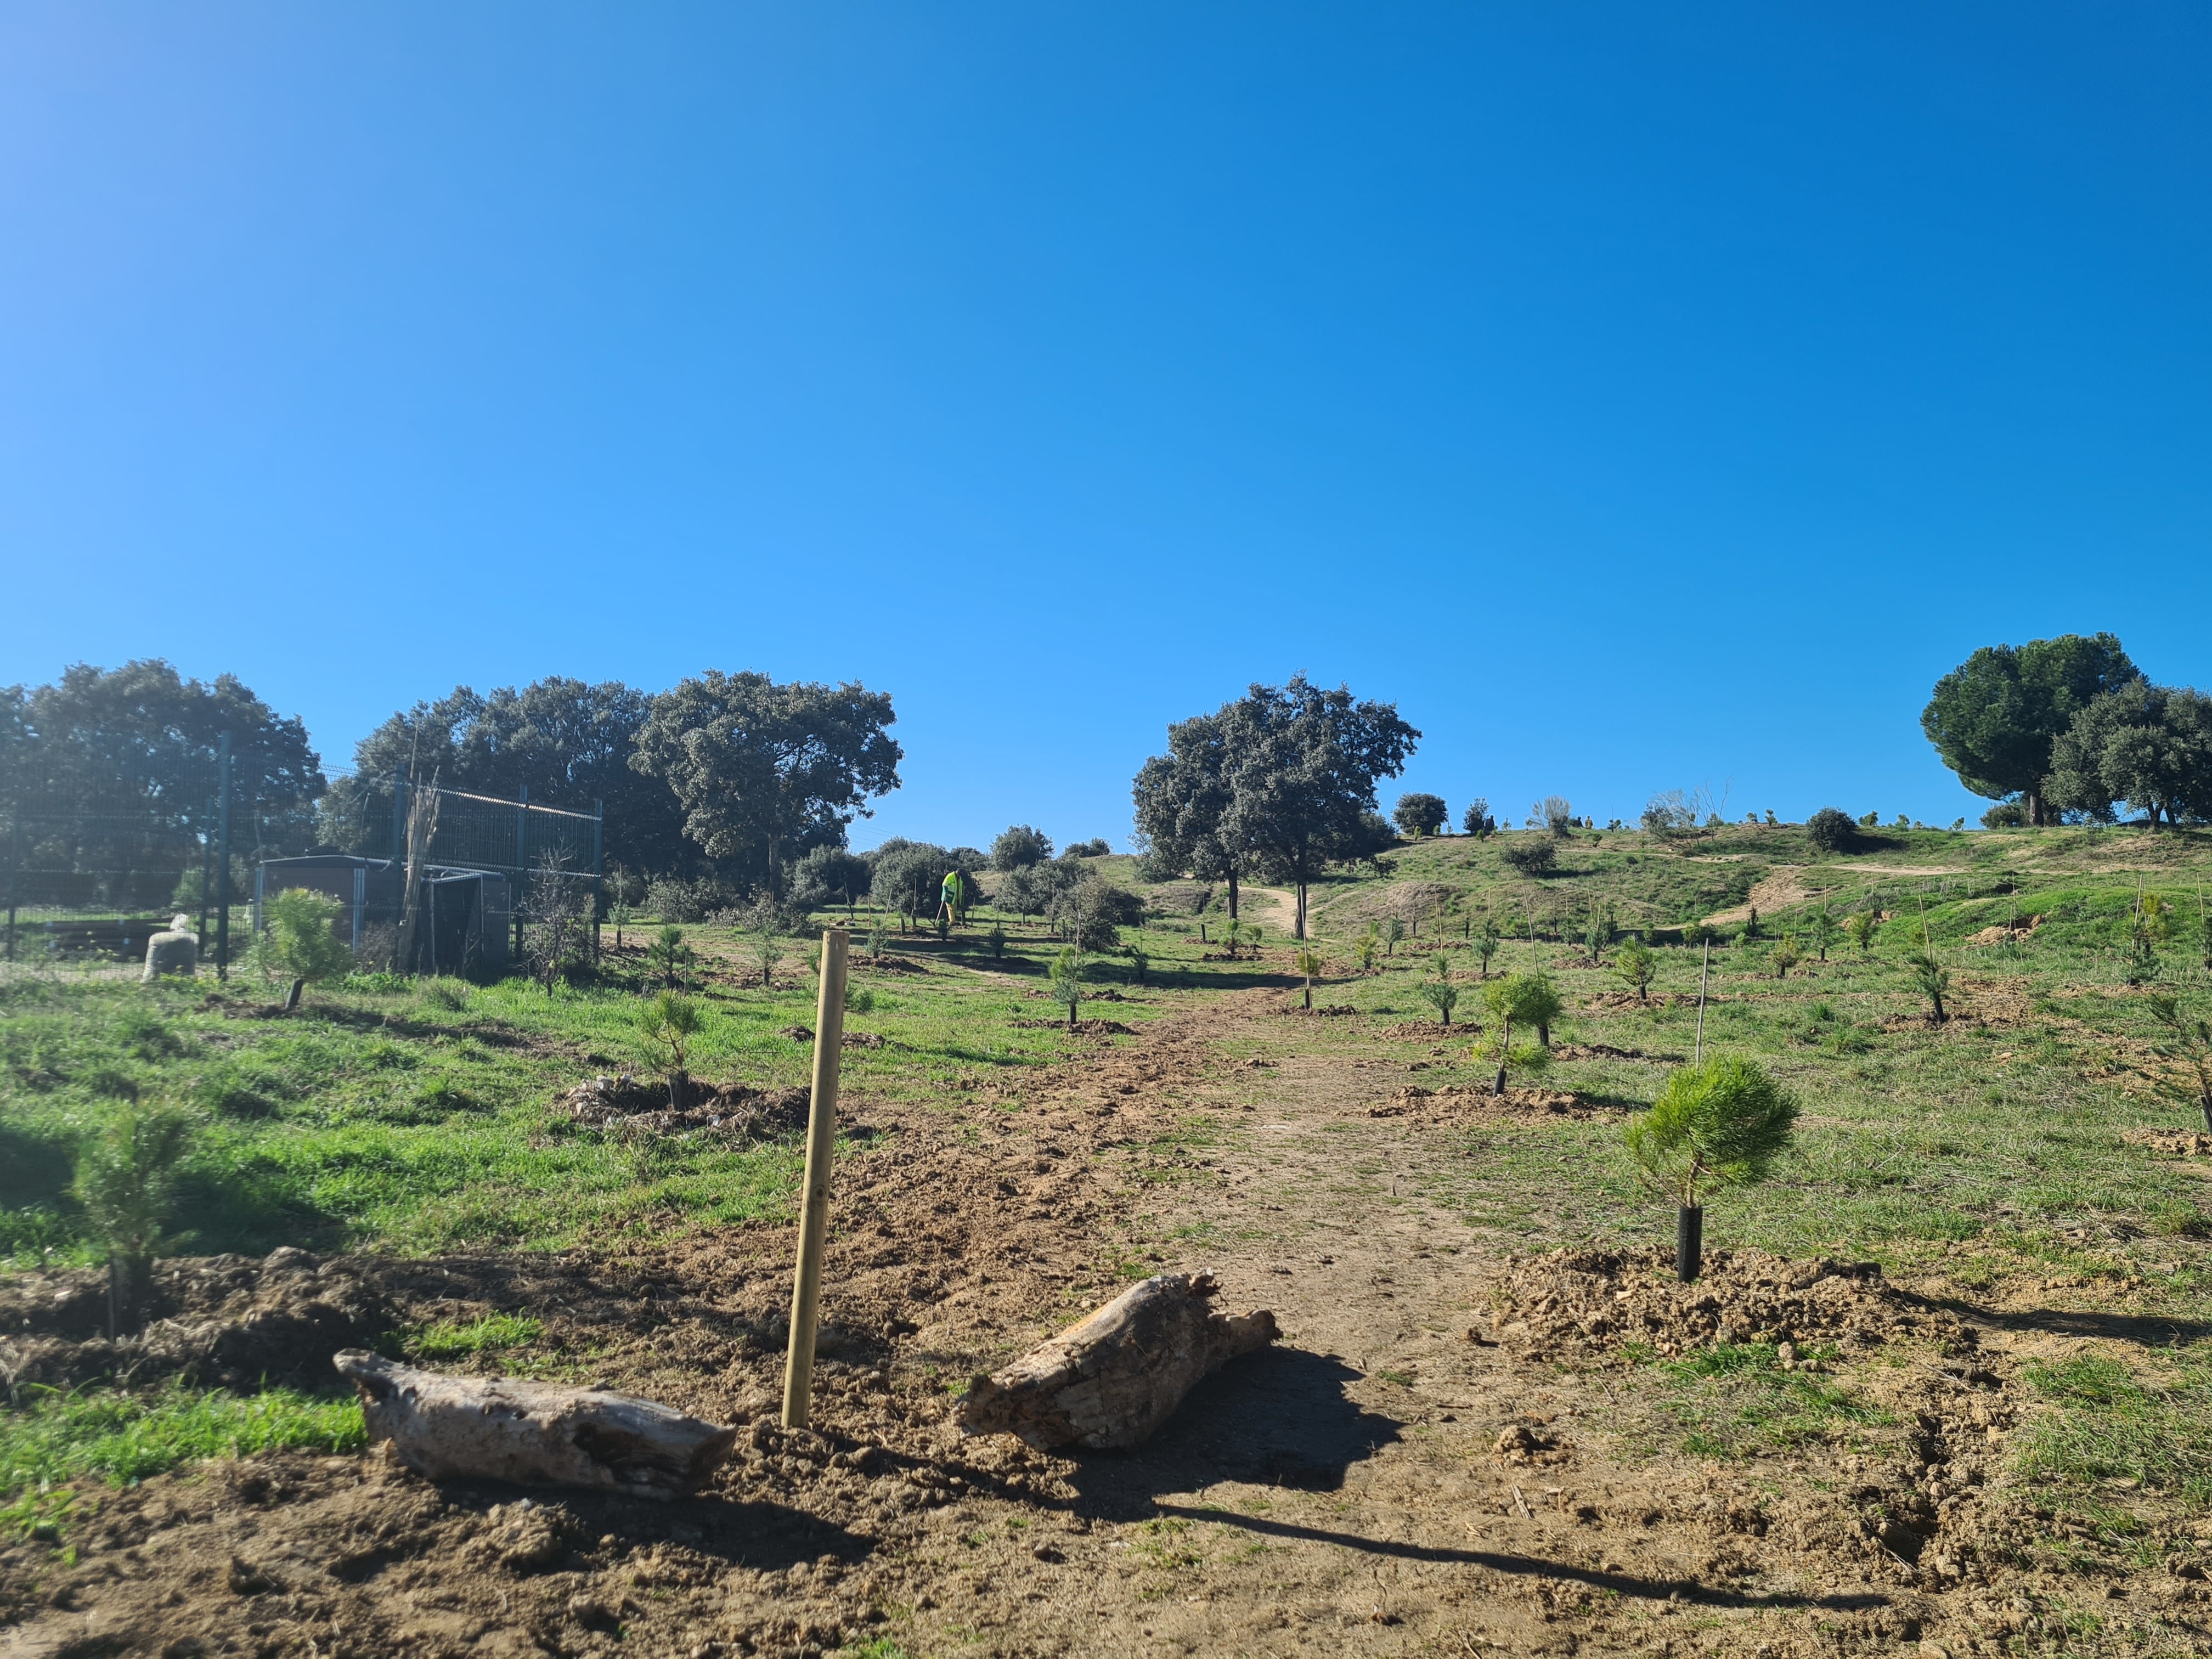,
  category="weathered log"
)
[956,1271,1277,1450]
[332,1350,738,1498]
